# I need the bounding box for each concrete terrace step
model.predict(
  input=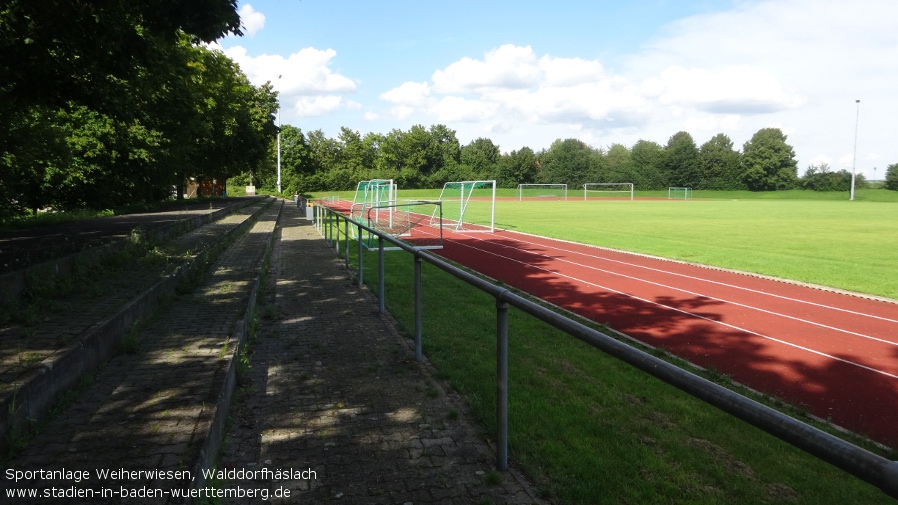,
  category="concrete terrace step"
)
[0,199,274,456]
[2,200,282,503]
